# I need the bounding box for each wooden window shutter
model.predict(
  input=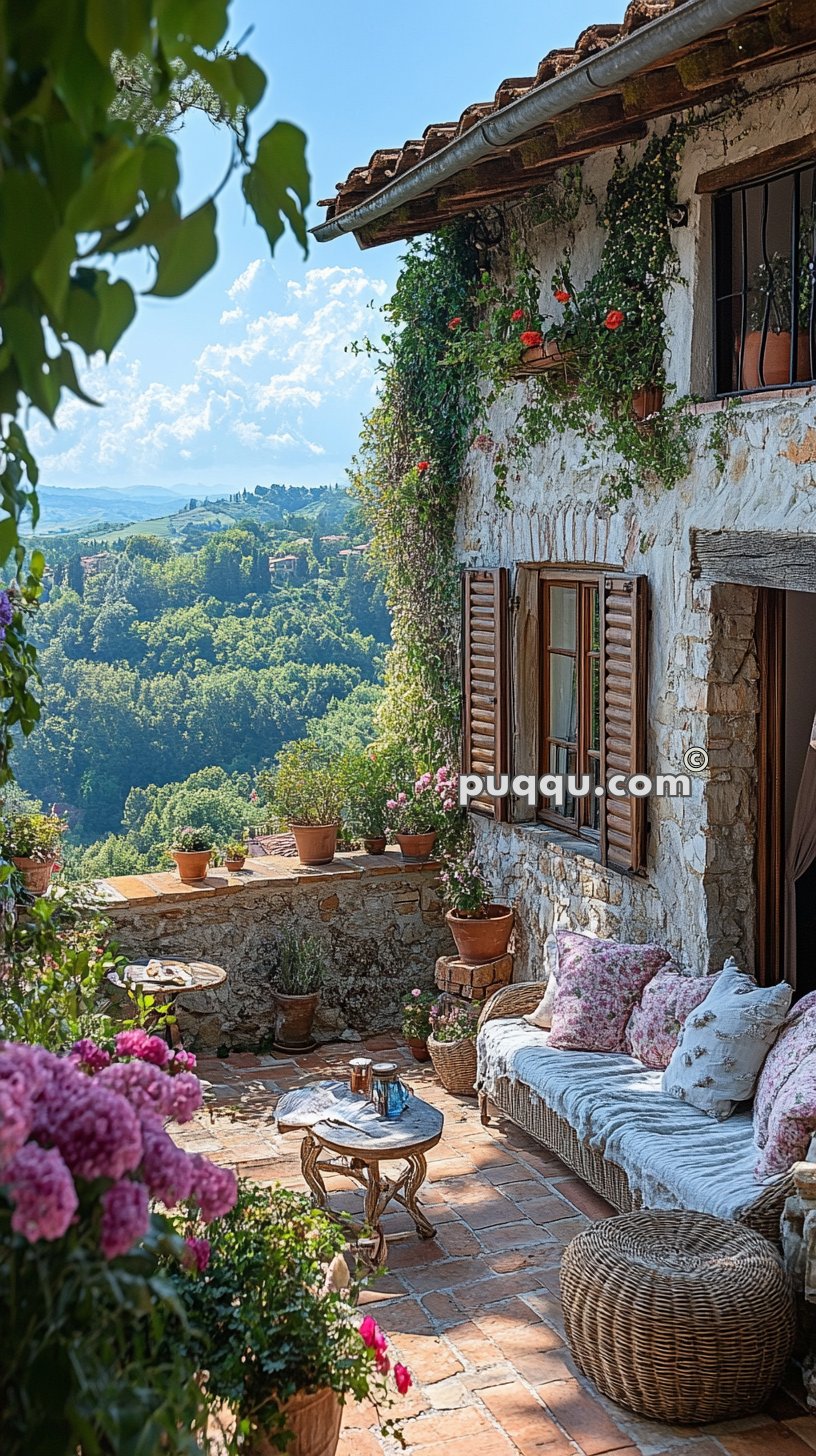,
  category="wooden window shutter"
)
[511,566,540,823]
[461,567,509,820]
[601,573,649,873]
